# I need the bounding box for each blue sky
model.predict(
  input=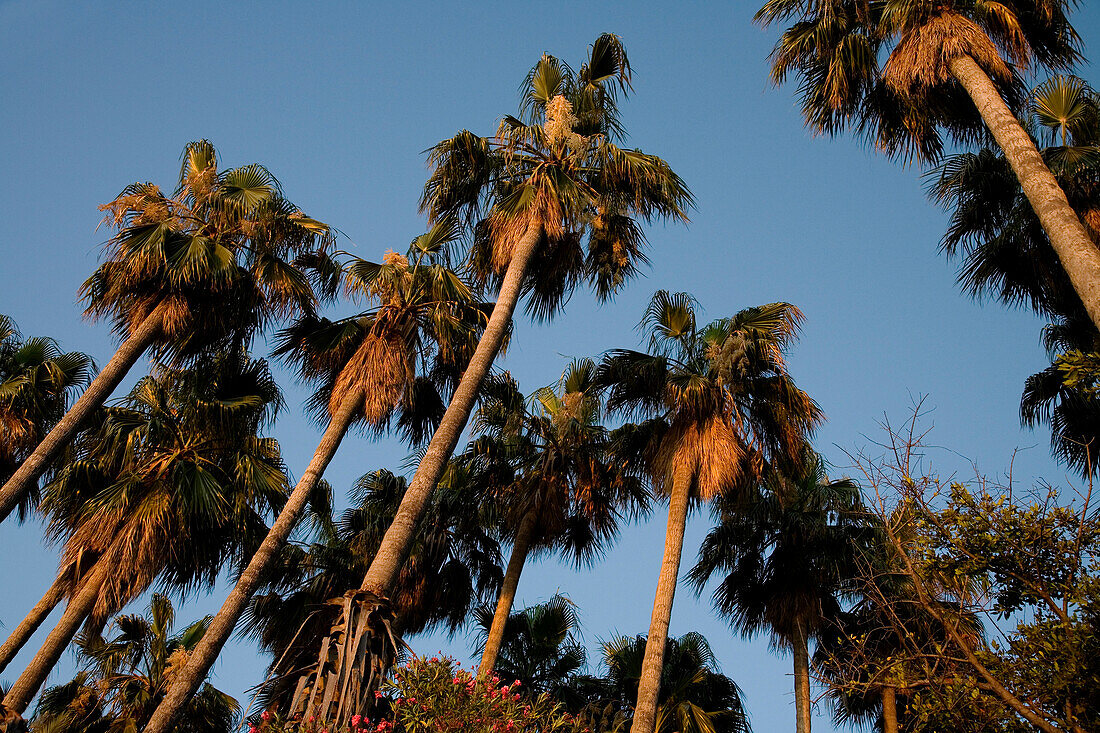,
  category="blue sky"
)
[2,1,1098,730]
